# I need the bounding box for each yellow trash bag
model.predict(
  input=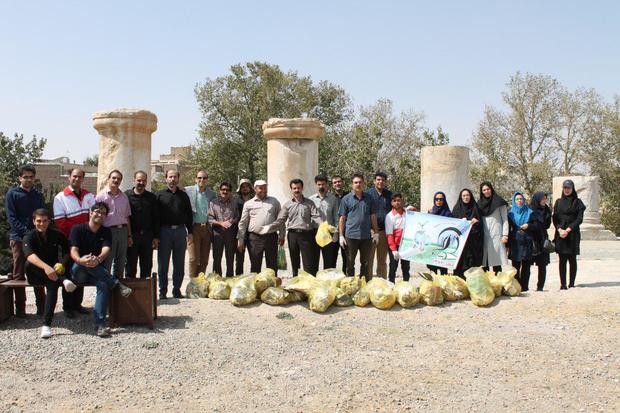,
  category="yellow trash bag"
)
[419,279,444,306]
[308,283,336,313]
[486,271,503,297]
[260,287,290,305]
[352,277,370,307]
[433,274,468,301]
[334,288,354,307]
[208,280,231,299]
[316,268,346,287]
[465,267,495,306]
[315,221,336,248]
[367,278,396,310]
[287,290,306,303]
[255,268,277,295]
[285,271,321,296]
[395,281,419,308]
[497,266,522,296]
[449,275,470,299]
[339,276,362,296]
[185,273,209,299]
[229,275,257,306]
